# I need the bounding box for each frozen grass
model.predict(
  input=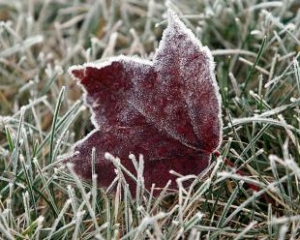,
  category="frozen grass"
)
[0,0,300,239]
